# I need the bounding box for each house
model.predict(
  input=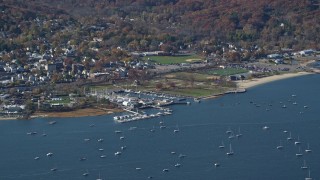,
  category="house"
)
[45,63,57,72]
[267,54,283,59]
[274,59,284,64]
[299,49,314,56]
[0,94,10,101]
